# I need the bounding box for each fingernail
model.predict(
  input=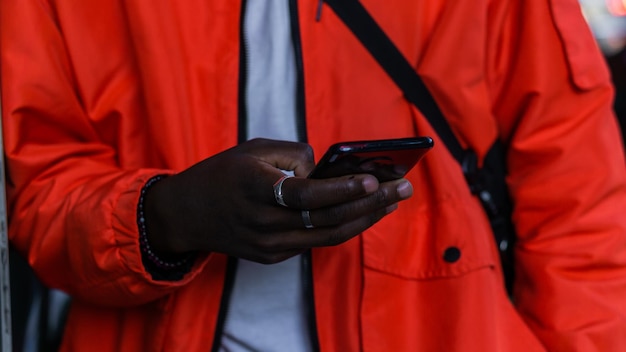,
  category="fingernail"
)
[397,181,413,199]
[362,176,378,193]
